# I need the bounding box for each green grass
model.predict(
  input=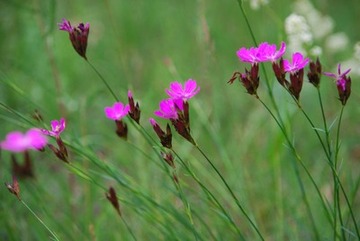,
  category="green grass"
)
[1,0,360,240]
